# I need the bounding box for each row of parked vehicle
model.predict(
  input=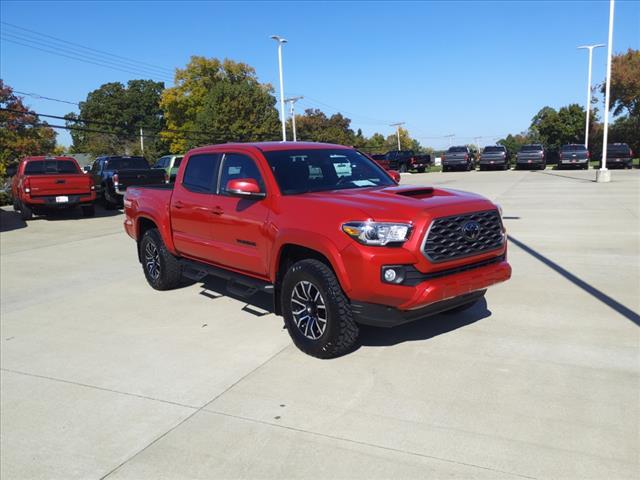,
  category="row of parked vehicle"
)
[367,143,635,173]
